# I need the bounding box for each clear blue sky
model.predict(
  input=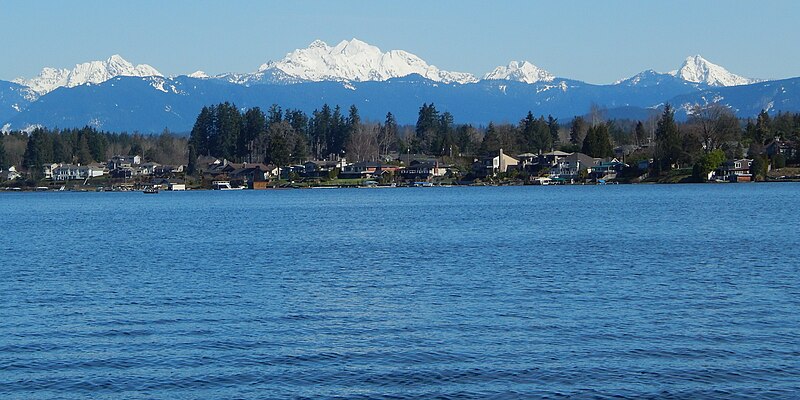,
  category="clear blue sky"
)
[1,0,798,84]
